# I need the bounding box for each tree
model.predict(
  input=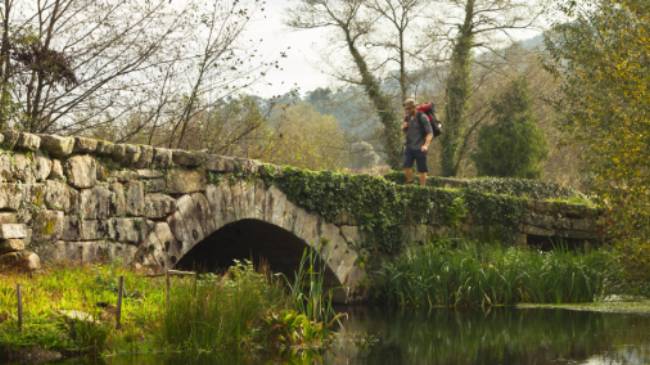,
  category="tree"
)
[545,0,650,241]
[436,0,545,176]
[472,78,547,178]
[288,0,427,169]
[0,0,278,142]
[259,103,348,170]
